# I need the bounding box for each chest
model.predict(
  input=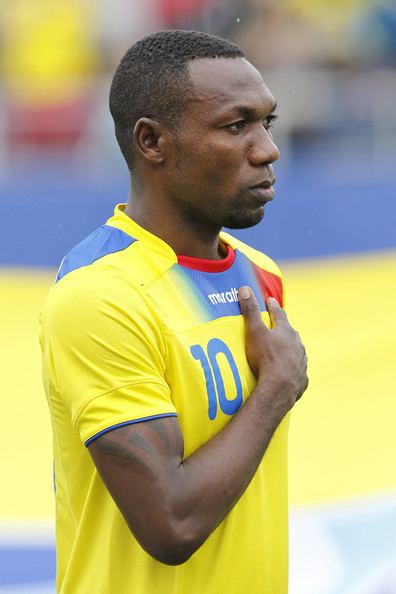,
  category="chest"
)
[145,255,281,454]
